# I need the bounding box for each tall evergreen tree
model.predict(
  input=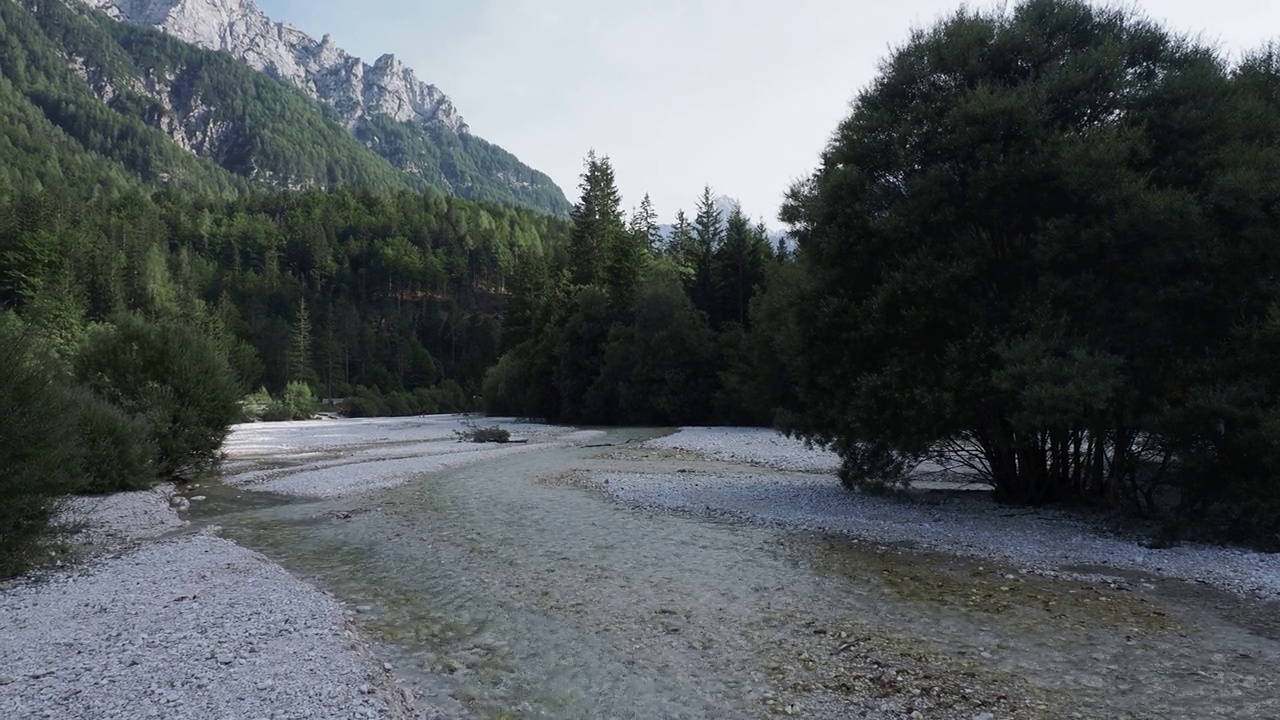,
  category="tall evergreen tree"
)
[713,207,772,327]
[567,151,625,287]
[287,297,316,386]
[666,208,695,270]
[632,193,663,254]
[689,186,723,319]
